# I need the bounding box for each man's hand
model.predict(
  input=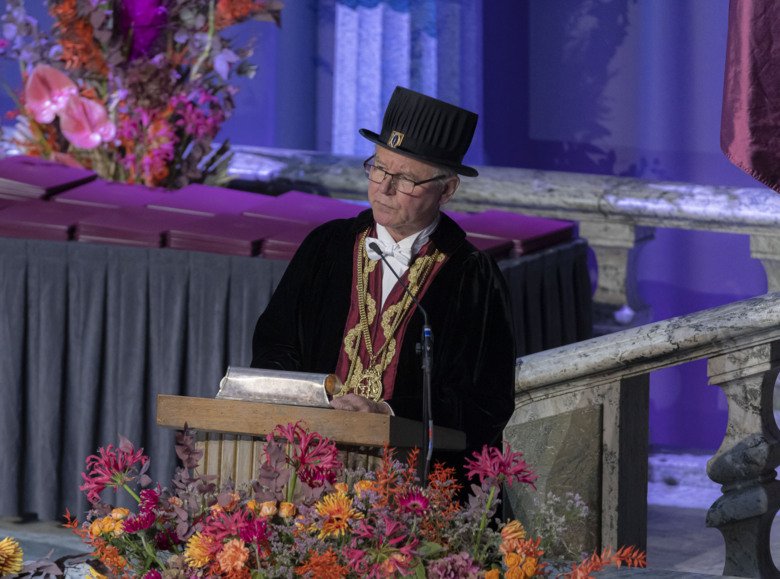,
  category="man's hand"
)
[330,393,393,415]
